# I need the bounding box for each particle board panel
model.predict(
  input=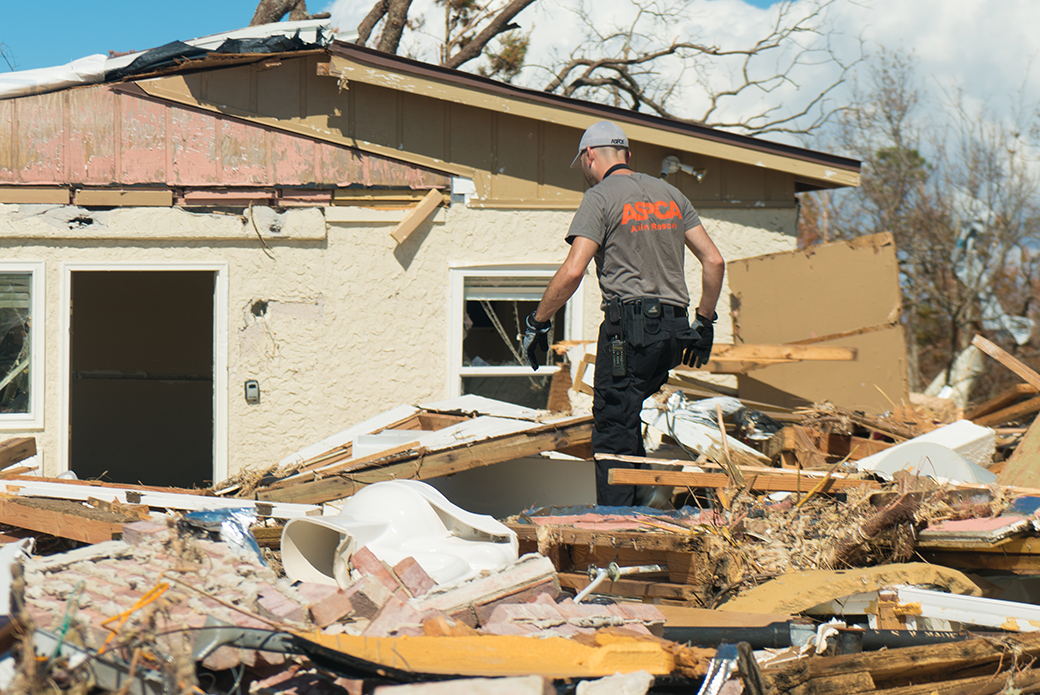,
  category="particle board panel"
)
[730,232,907,414]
